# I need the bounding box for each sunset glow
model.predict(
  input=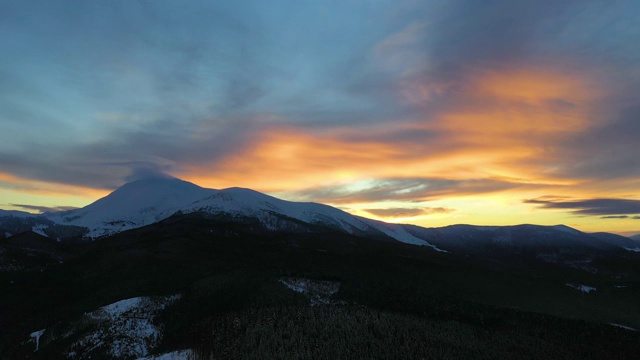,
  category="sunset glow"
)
[2,1,640,236]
